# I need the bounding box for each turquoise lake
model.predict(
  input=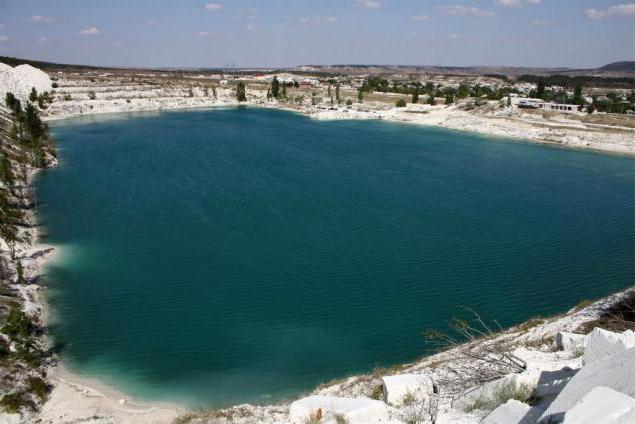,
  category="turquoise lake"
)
[39,107,635,407]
